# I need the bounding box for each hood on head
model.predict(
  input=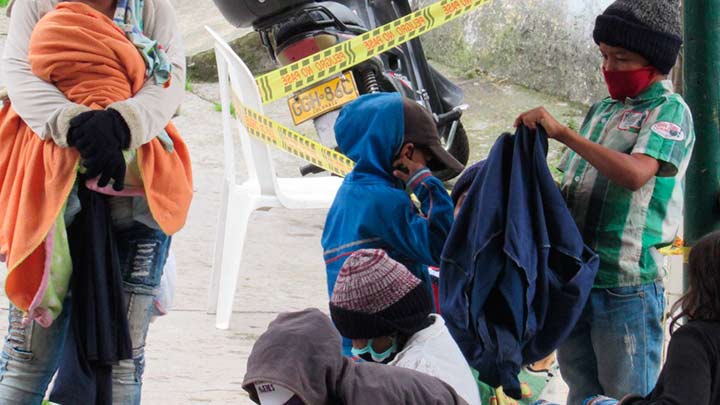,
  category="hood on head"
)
[334,93,404,182]
[242,309,345,404]
[243,310,470,405]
